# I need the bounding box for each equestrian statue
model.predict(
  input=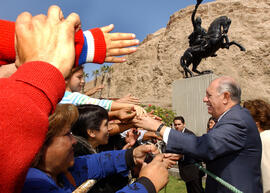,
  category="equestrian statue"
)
[180,0,245,78]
